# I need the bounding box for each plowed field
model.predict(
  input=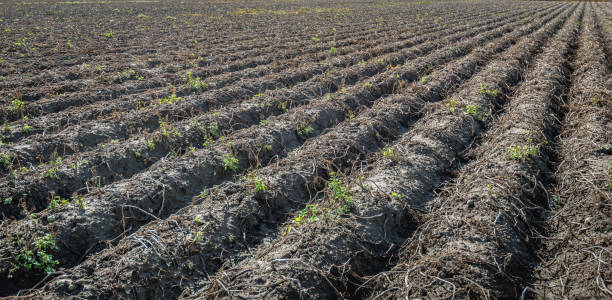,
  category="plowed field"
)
[0,0,610,299]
